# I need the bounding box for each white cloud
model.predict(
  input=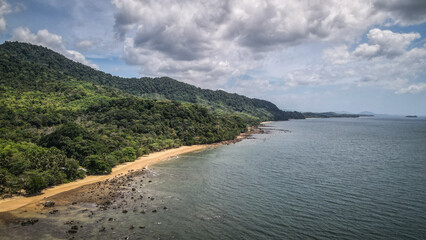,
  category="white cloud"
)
[353,43,381,58]
[76,39,94,48]
[75,39,101,51]
[111,0,426,89]
[396,83,426,94]
[353,28,420,58]
[286,29,426,94]
[0,0,11,31]
[112,0,393,86]
[323,45,351,64]
[10,27,99,69]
